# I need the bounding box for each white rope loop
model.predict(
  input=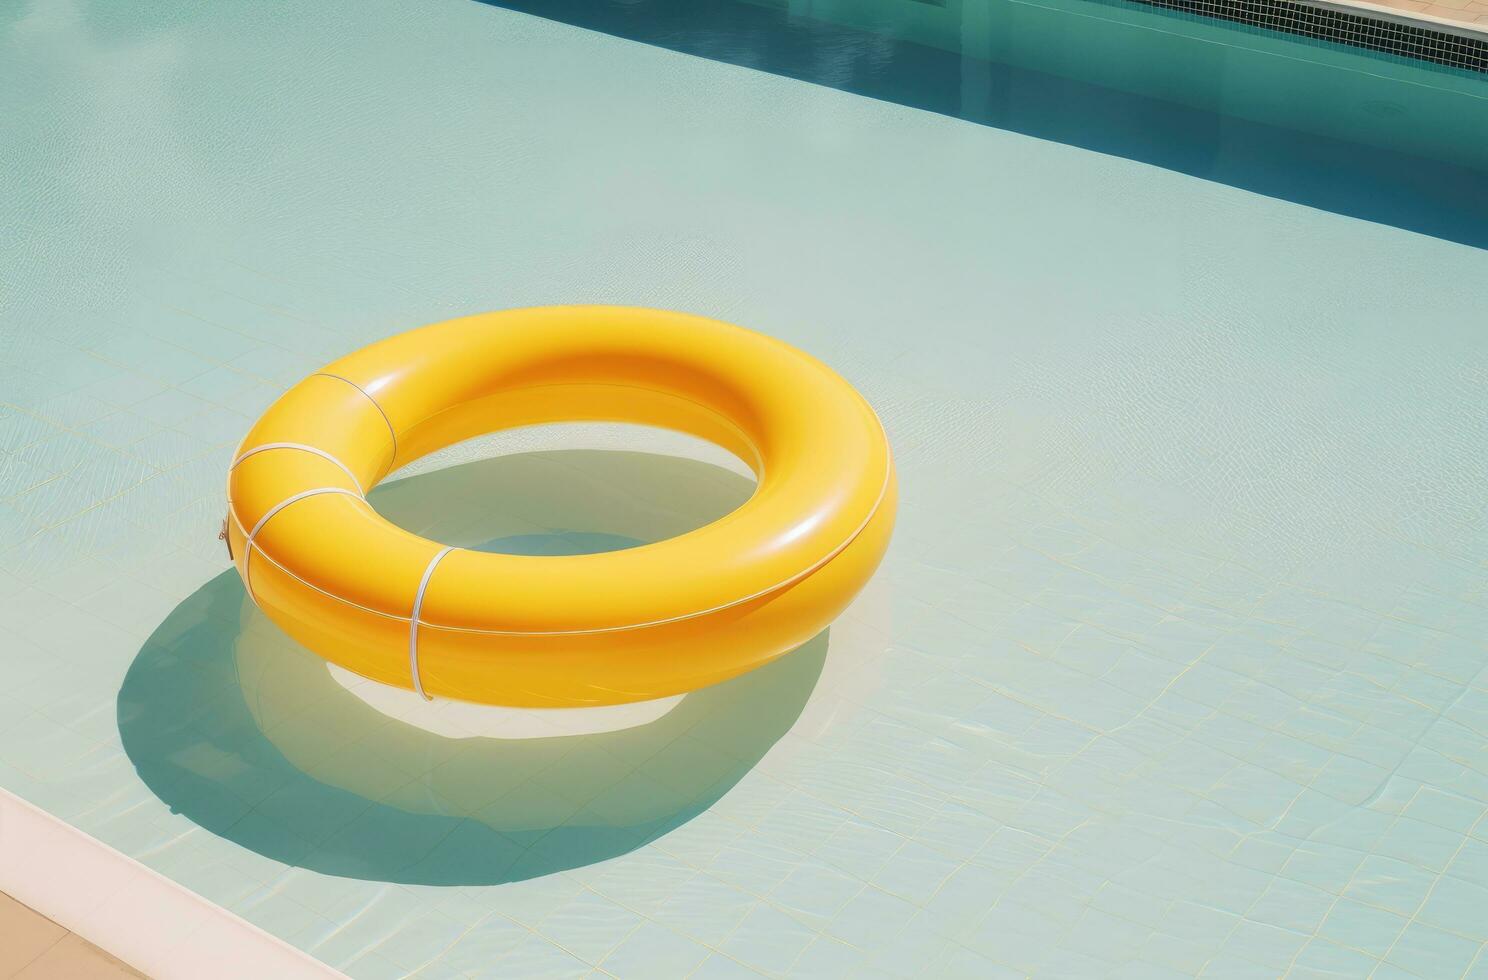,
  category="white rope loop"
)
[409,546,456,701]
[314,372,399,466]
[231,443,366,497]
[242,487,364,602]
